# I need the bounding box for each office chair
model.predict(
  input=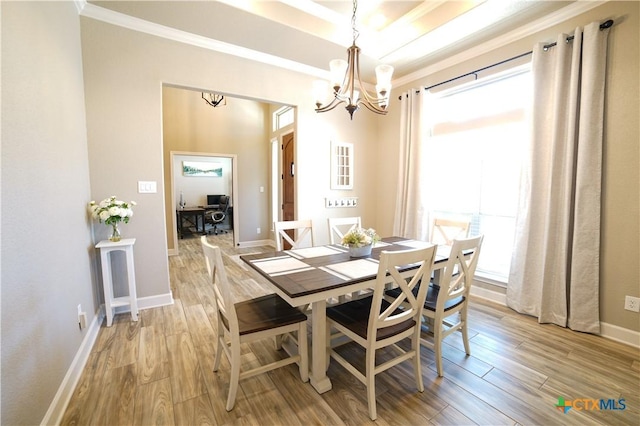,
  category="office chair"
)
[208,195,229,235]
